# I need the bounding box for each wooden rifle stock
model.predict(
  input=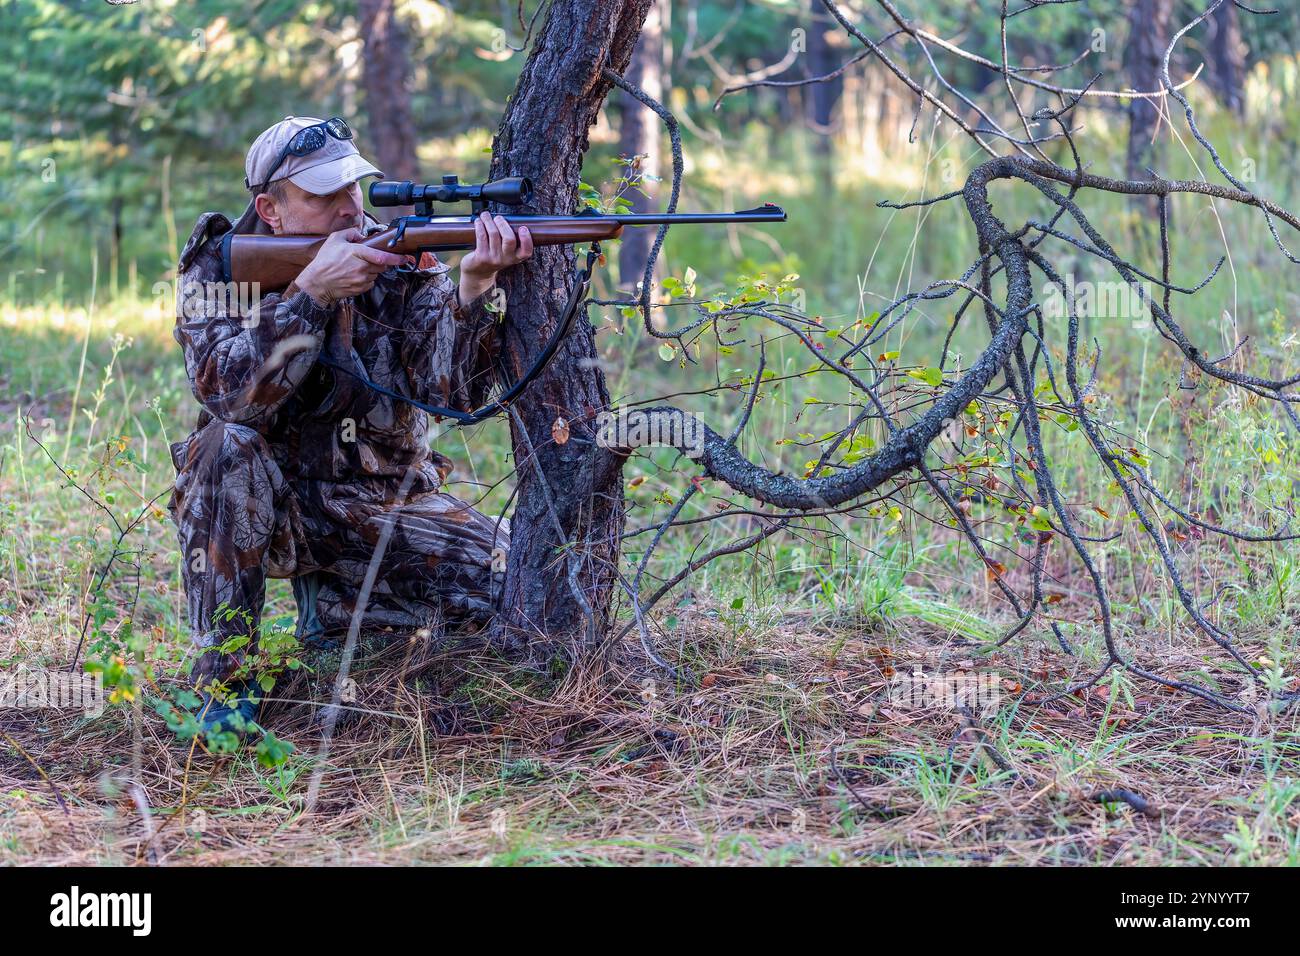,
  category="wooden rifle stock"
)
[222,205,786,288]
